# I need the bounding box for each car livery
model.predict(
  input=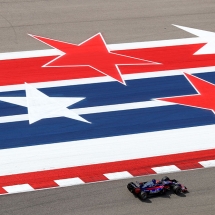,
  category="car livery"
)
[127,176,188,200]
